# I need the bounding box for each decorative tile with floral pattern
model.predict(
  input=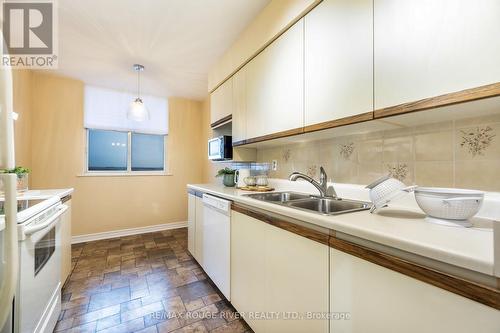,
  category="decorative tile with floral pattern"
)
[387,163,409,182]
[307,165,318,178]
[460,126,495,157]
[282,149,291,162]
[339,143,355,160]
